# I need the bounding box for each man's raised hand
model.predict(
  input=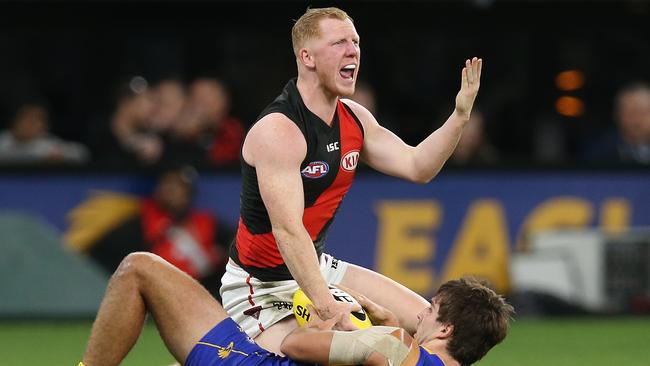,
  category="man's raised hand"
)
[455,57,482,120]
